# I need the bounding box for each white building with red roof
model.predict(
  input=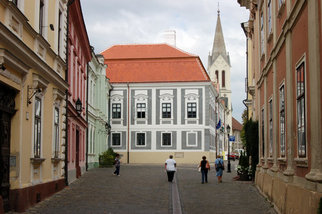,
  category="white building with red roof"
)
[101,44,219,163]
